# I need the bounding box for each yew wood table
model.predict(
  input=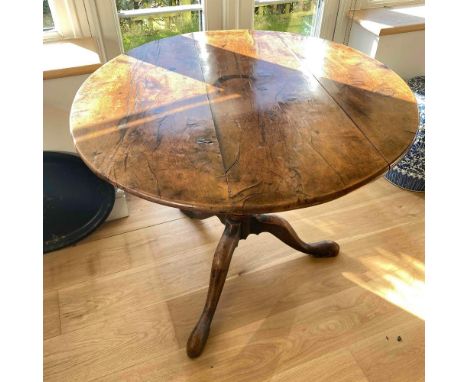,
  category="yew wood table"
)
[70,30,418,358]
